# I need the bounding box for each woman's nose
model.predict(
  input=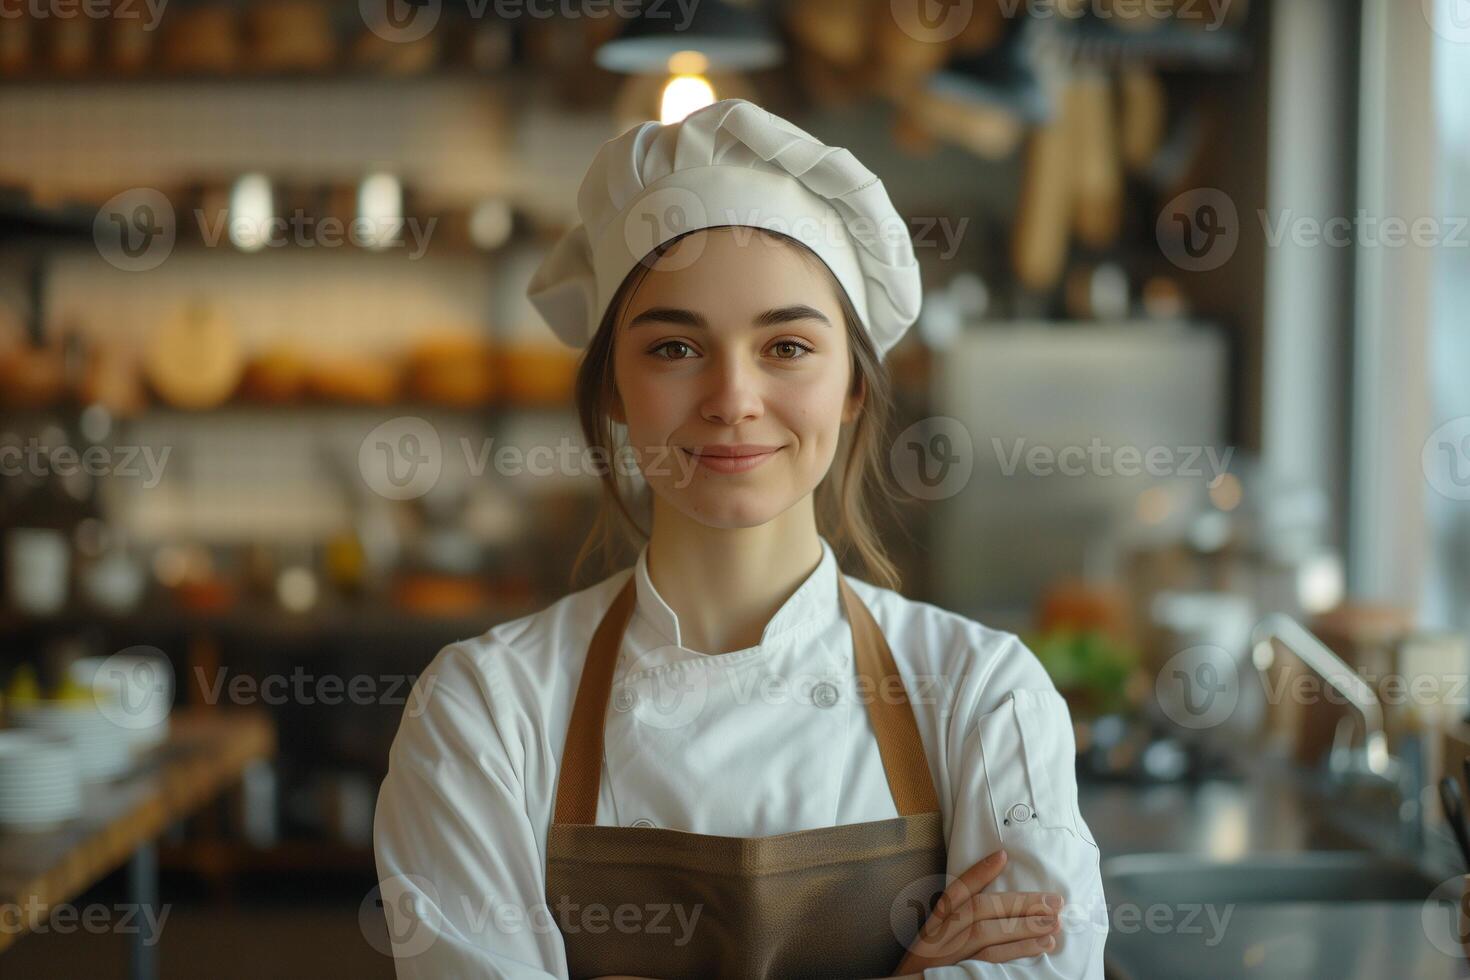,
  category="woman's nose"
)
[699,354,765,426]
